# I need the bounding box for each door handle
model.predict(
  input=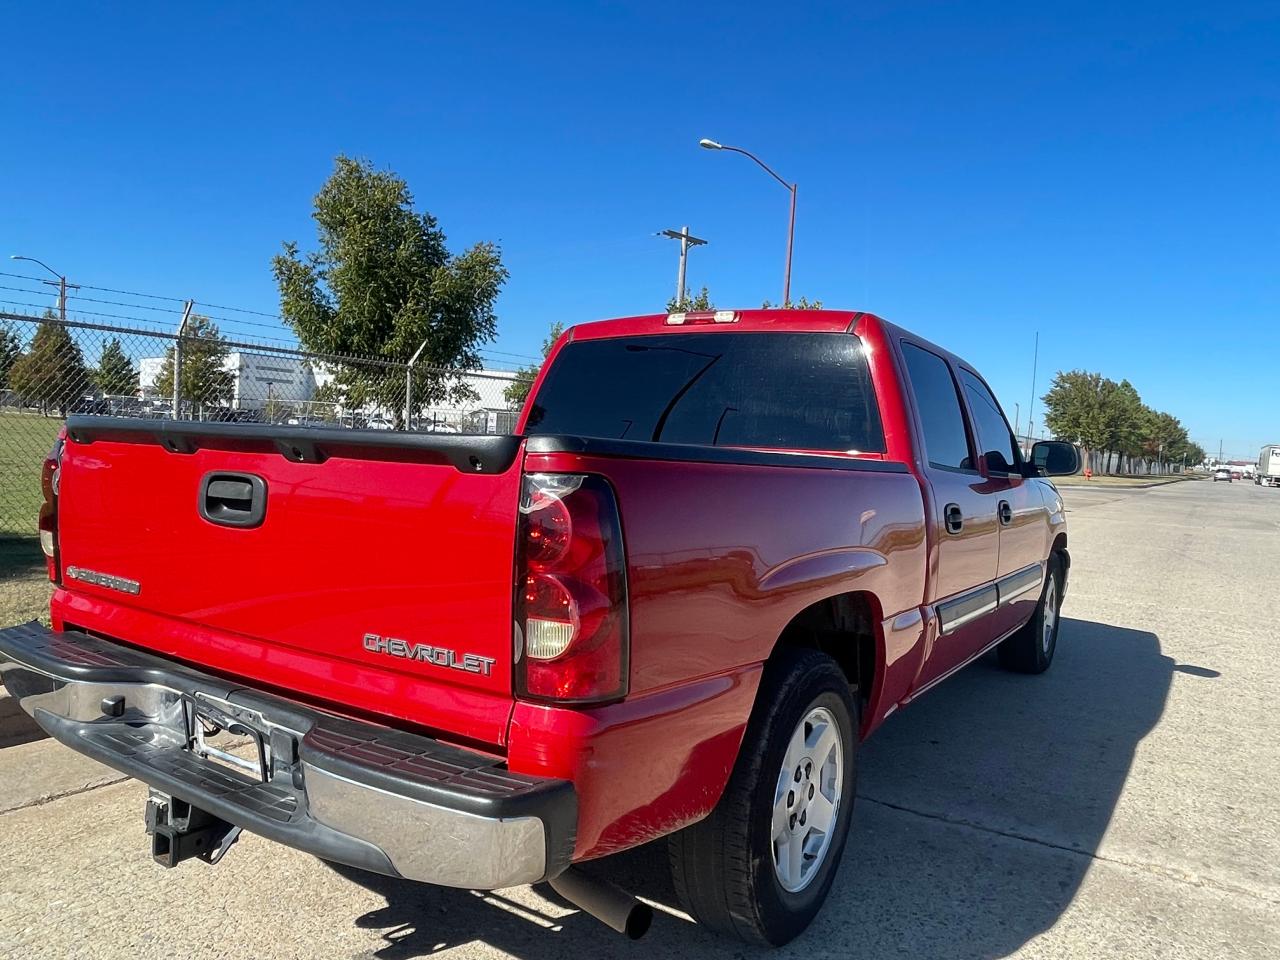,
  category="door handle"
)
[998,500,1013,526]
[200,472,267,528]
[944,503,964,535]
